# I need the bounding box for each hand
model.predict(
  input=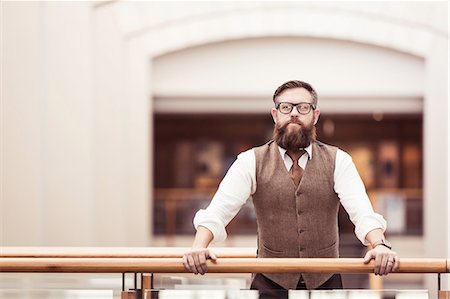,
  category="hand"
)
[182,248,217,275]
[363,245,399,275]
